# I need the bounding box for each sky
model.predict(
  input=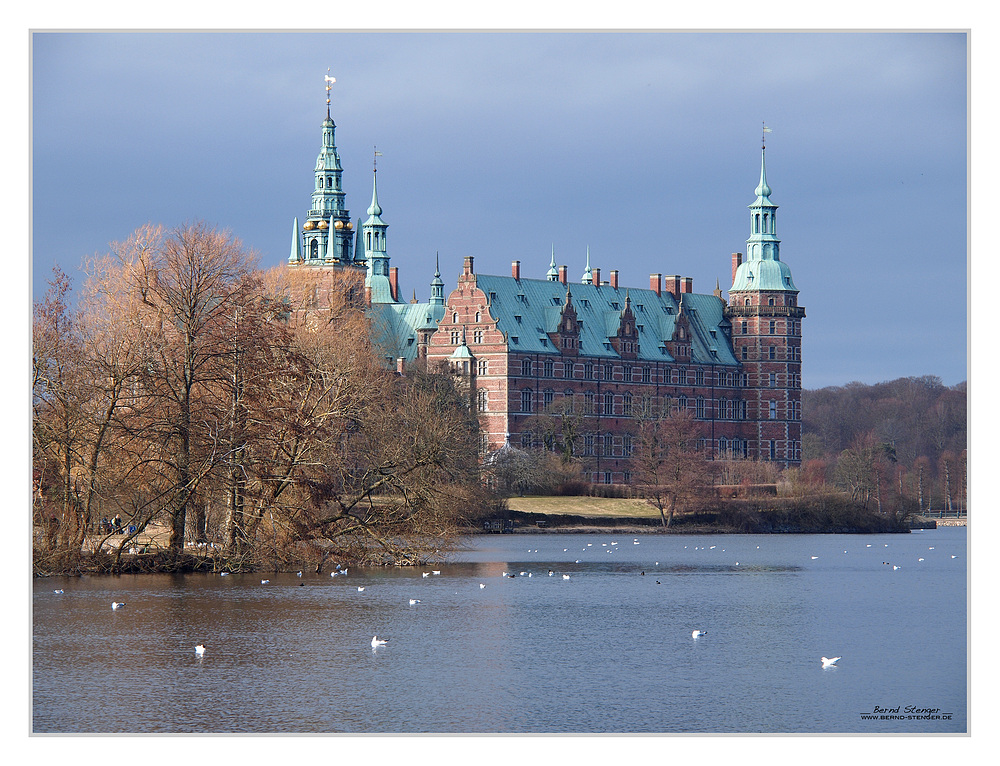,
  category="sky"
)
[28,29,969,390]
